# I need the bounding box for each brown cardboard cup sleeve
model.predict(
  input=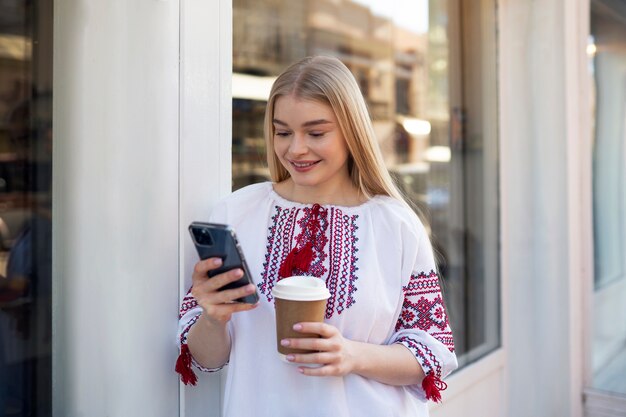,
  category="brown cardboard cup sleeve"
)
[271,276,331,363]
